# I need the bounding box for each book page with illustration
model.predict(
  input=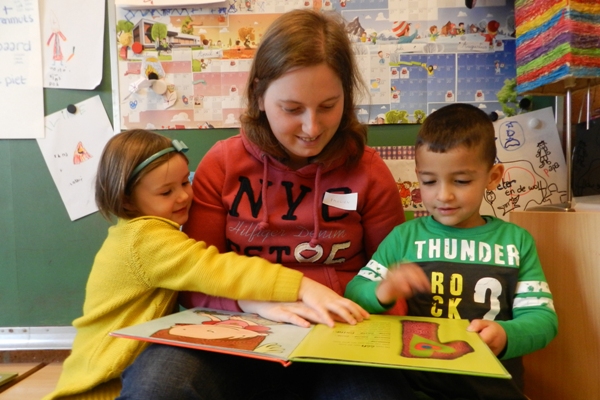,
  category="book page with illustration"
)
[111,307,510,379]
